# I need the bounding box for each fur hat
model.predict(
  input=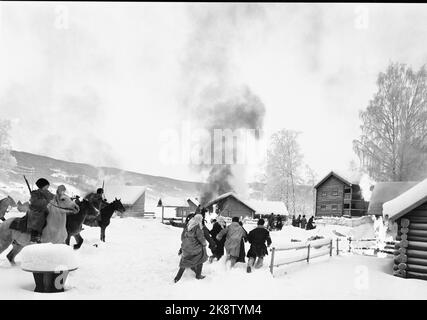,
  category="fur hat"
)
[35,178,50,189]
[97,188,104,194]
